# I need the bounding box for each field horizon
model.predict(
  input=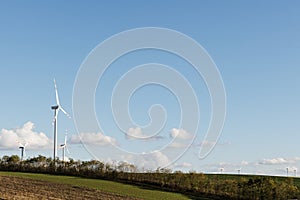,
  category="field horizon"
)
[1,170,300,200]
